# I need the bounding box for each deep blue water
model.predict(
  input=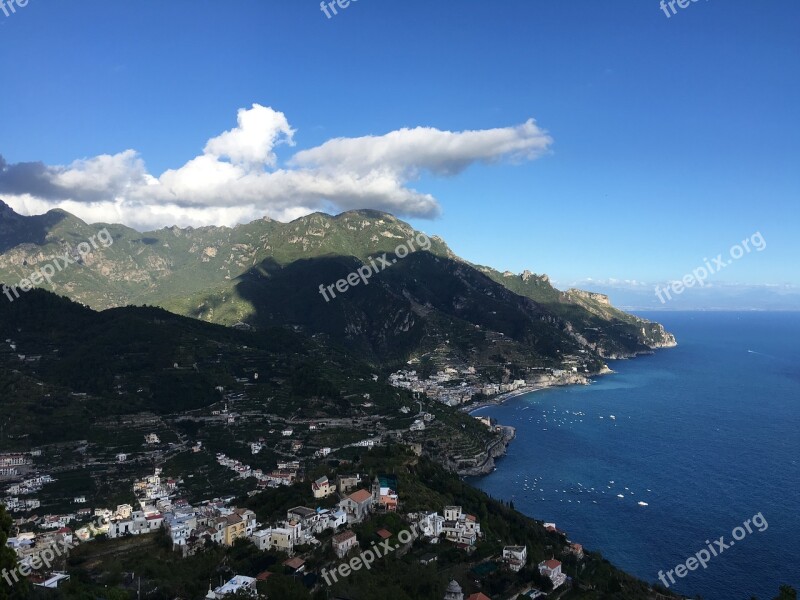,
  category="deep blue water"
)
[469,312,800,600]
